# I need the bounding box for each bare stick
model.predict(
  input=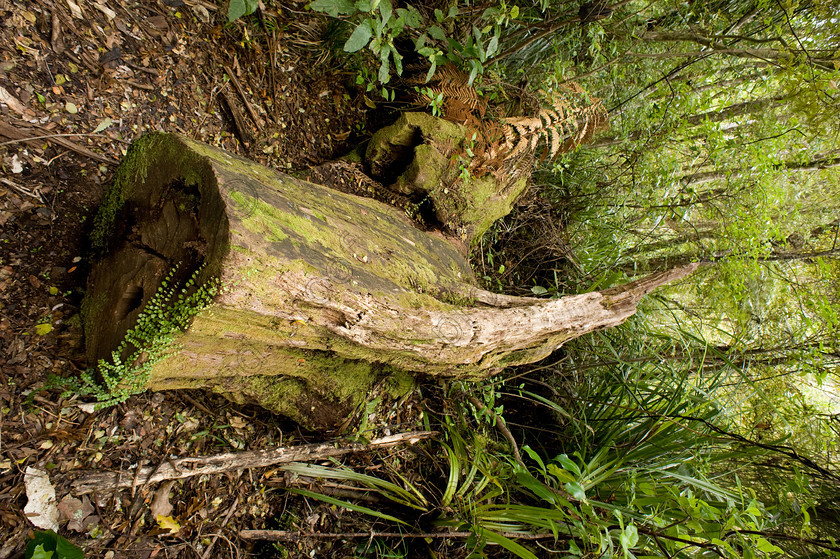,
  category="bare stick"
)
[240,529,559,541]
[0,120,118,165]
[0,178,45,204]
[223,64,263,129]
[0,132,129,147]
[200,496,239,559]
[72,431,435,494]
